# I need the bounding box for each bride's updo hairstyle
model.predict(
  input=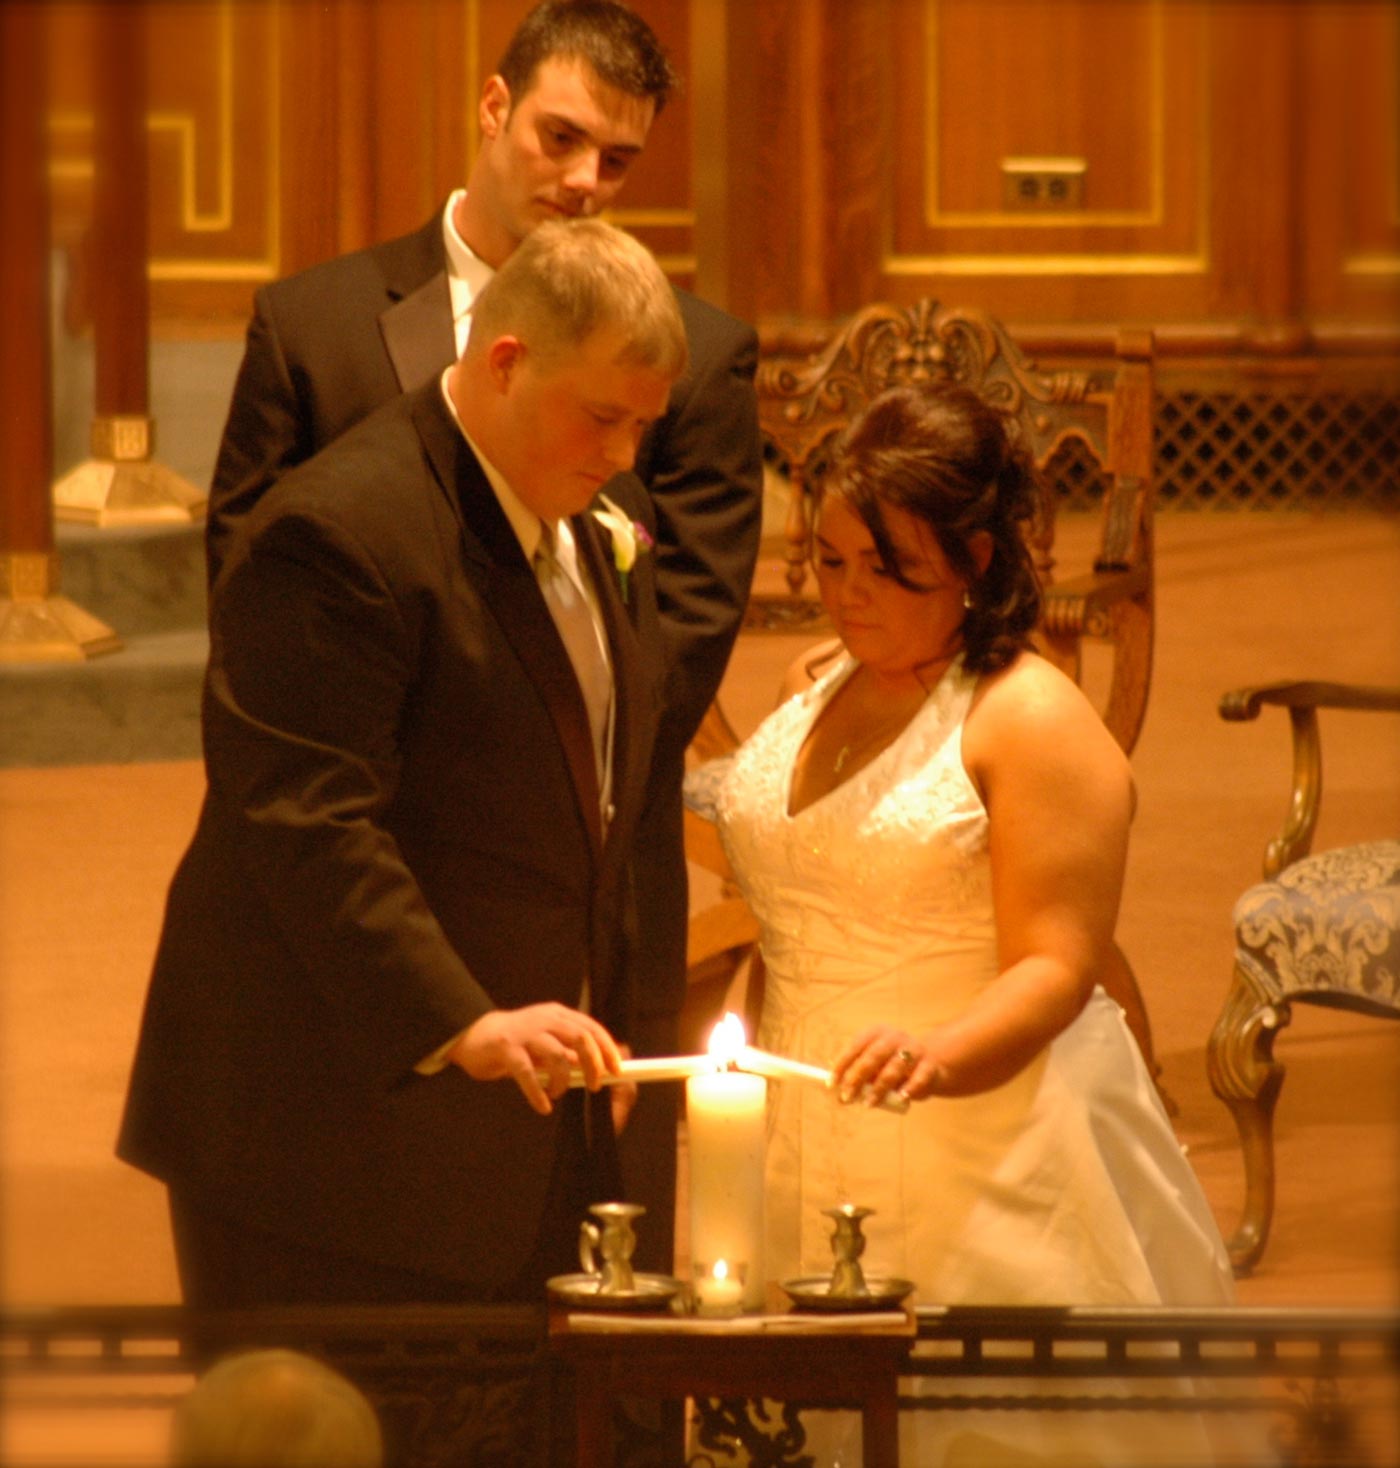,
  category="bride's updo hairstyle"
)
[824,382,1042,674]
